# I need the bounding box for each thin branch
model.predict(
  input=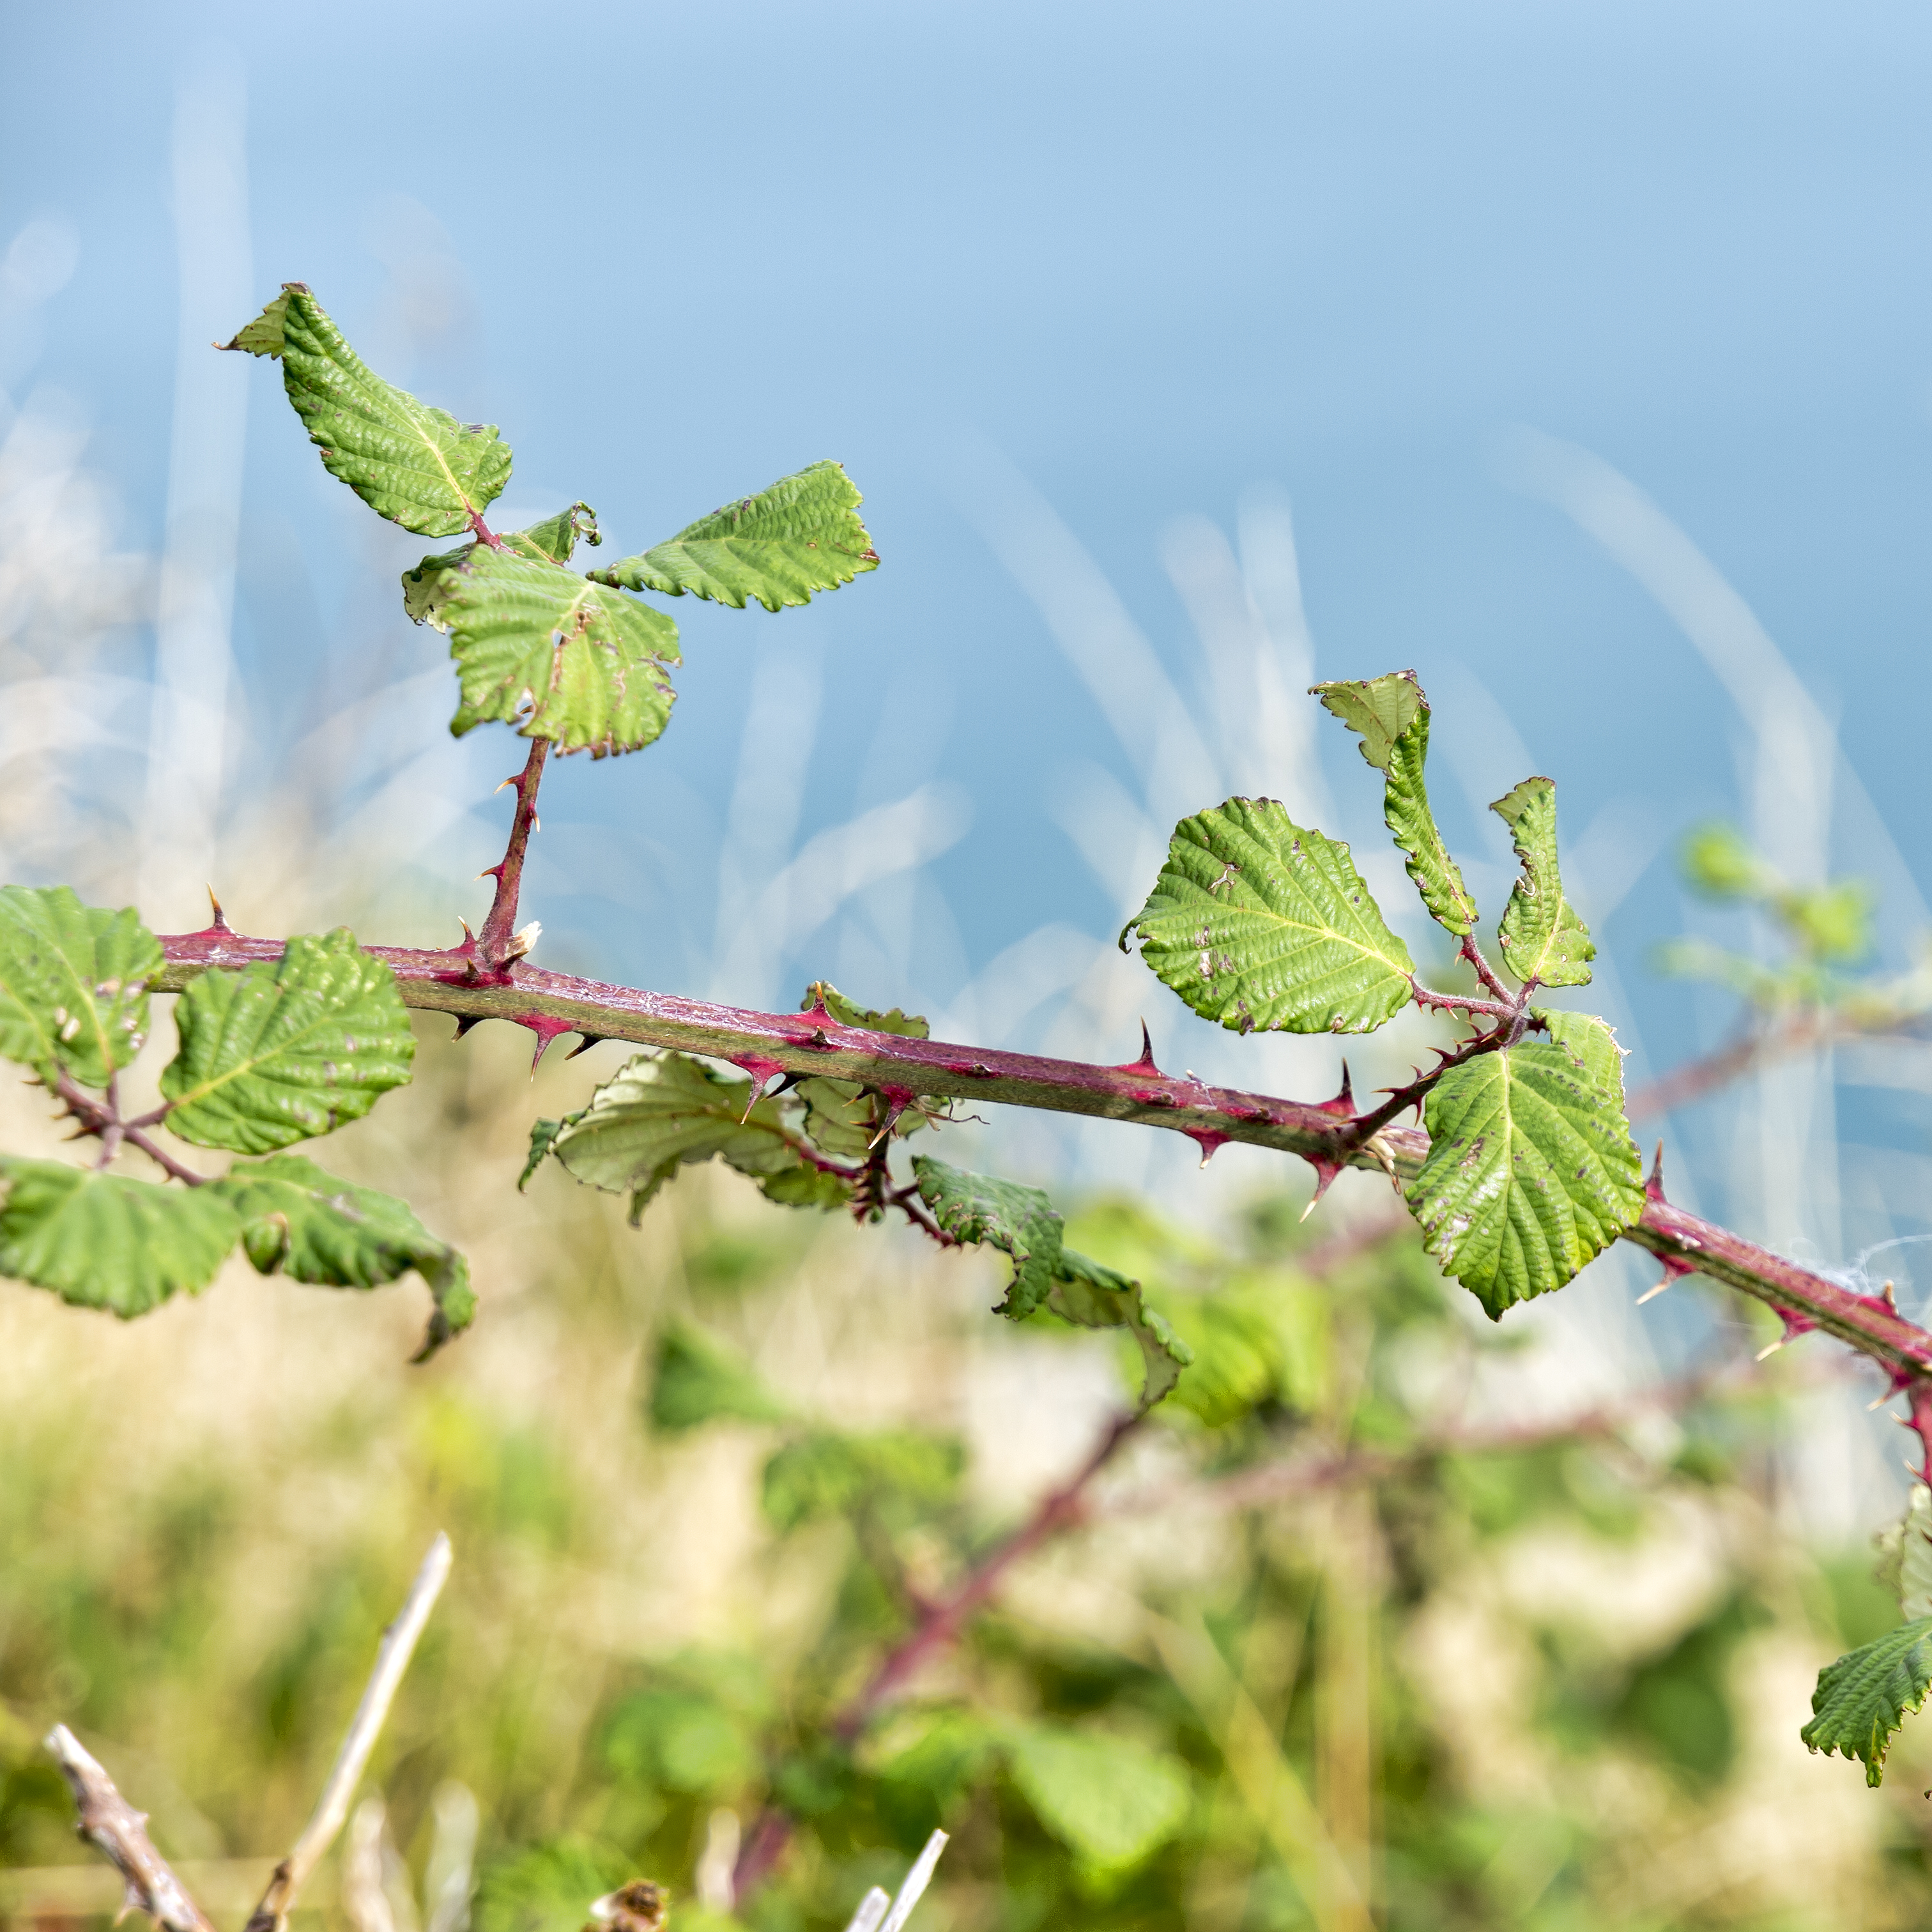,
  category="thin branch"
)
[43,1726,217,1932]
[123,1128,207,1187]
[244,1533,454,1932]
[1459,932,1514,1003]
[1407,977,1512,1022]
[475,738,549,972]
[1626,1009,1932,1120]
[151,930,1932,1428]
